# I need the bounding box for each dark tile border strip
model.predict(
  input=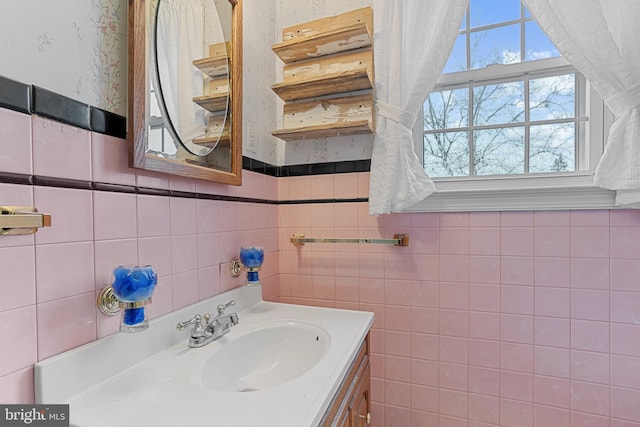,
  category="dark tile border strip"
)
[93,182,138,194]
[27,174,277,204]
[0,74,371,178]
[0,75,30,114]
[278,198,369,205]
[196,193,275,204]
[32,86,91,130]
[90,107,127,139]
[1,75,120,137]
[243,157,371,177]
[0,172,368,205]
[0,171,32,186]
[136,187,172,197]
[33,176,92,191]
